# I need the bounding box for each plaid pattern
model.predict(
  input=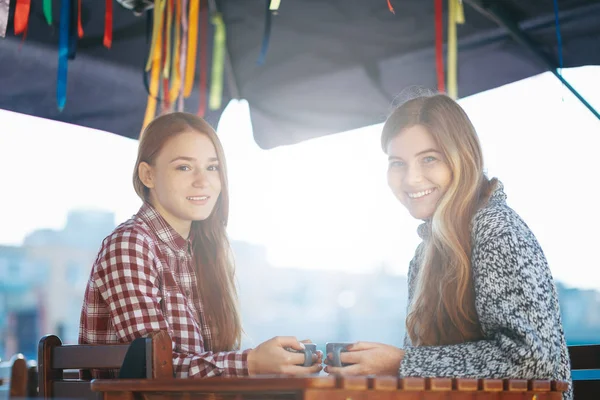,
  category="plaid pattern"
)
[79,203,249,378]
